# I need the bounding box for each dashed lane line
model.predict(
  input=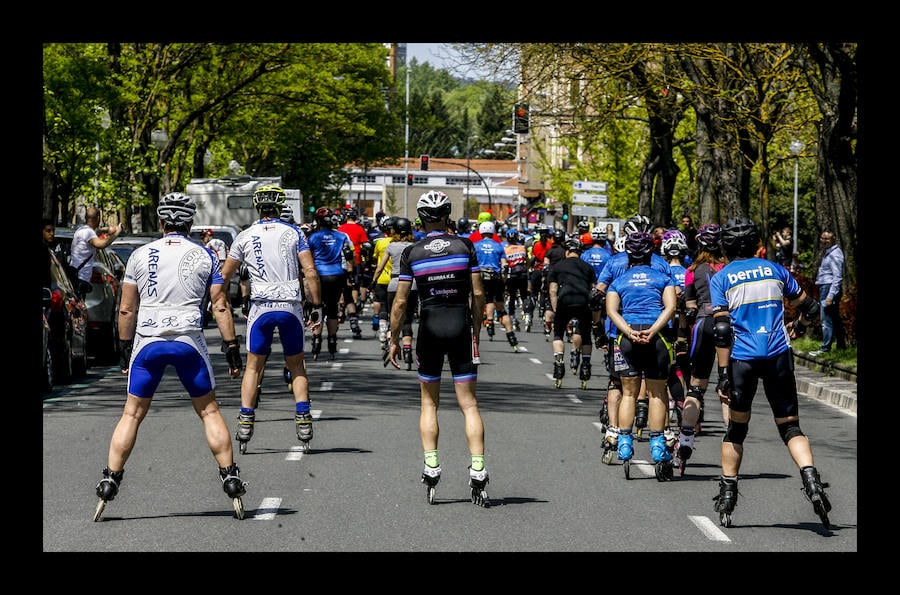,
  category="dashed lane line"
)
[251,497,282,520]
